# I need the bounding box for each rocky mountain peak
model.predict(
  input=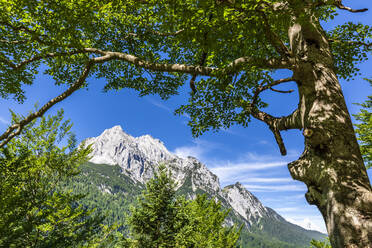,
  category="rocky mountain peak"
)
[79,126,326,244]
[82,126,326,240]
[222,182,268,225]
